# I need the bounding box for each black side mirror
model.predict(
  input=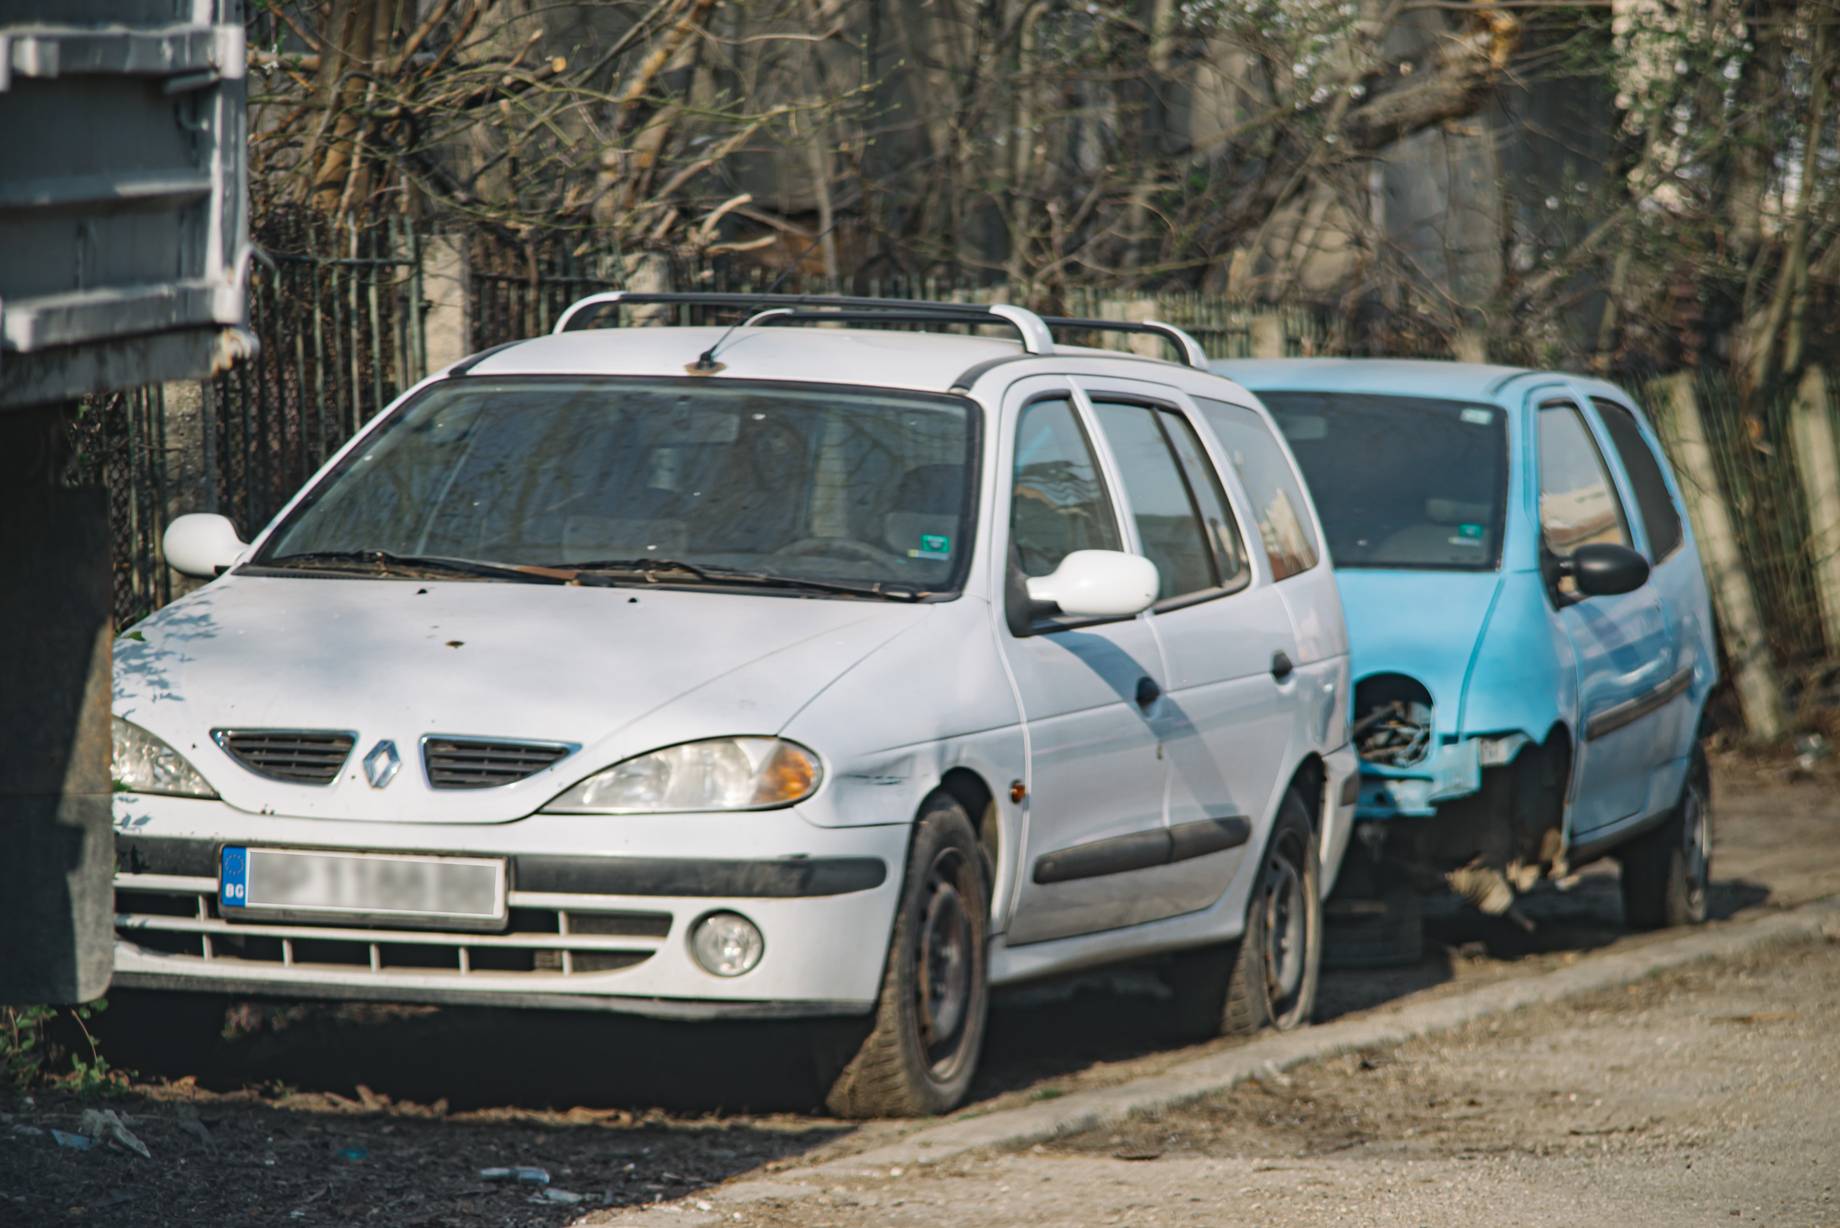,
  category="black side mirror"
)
[1004,544,1056,637]
[1562,542,1651,597]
